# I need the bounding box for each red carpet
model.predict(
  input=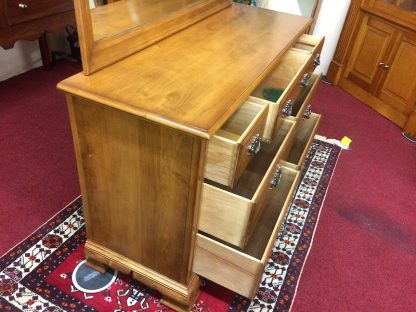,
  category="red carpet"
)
[1,61,415,311]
